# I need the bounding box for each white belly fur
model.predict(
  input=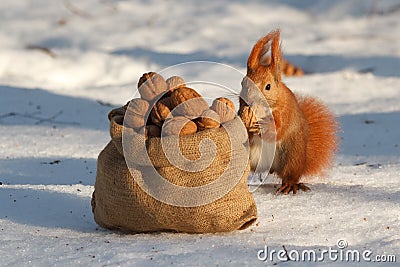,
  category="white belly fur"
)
[249,134,277,173]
